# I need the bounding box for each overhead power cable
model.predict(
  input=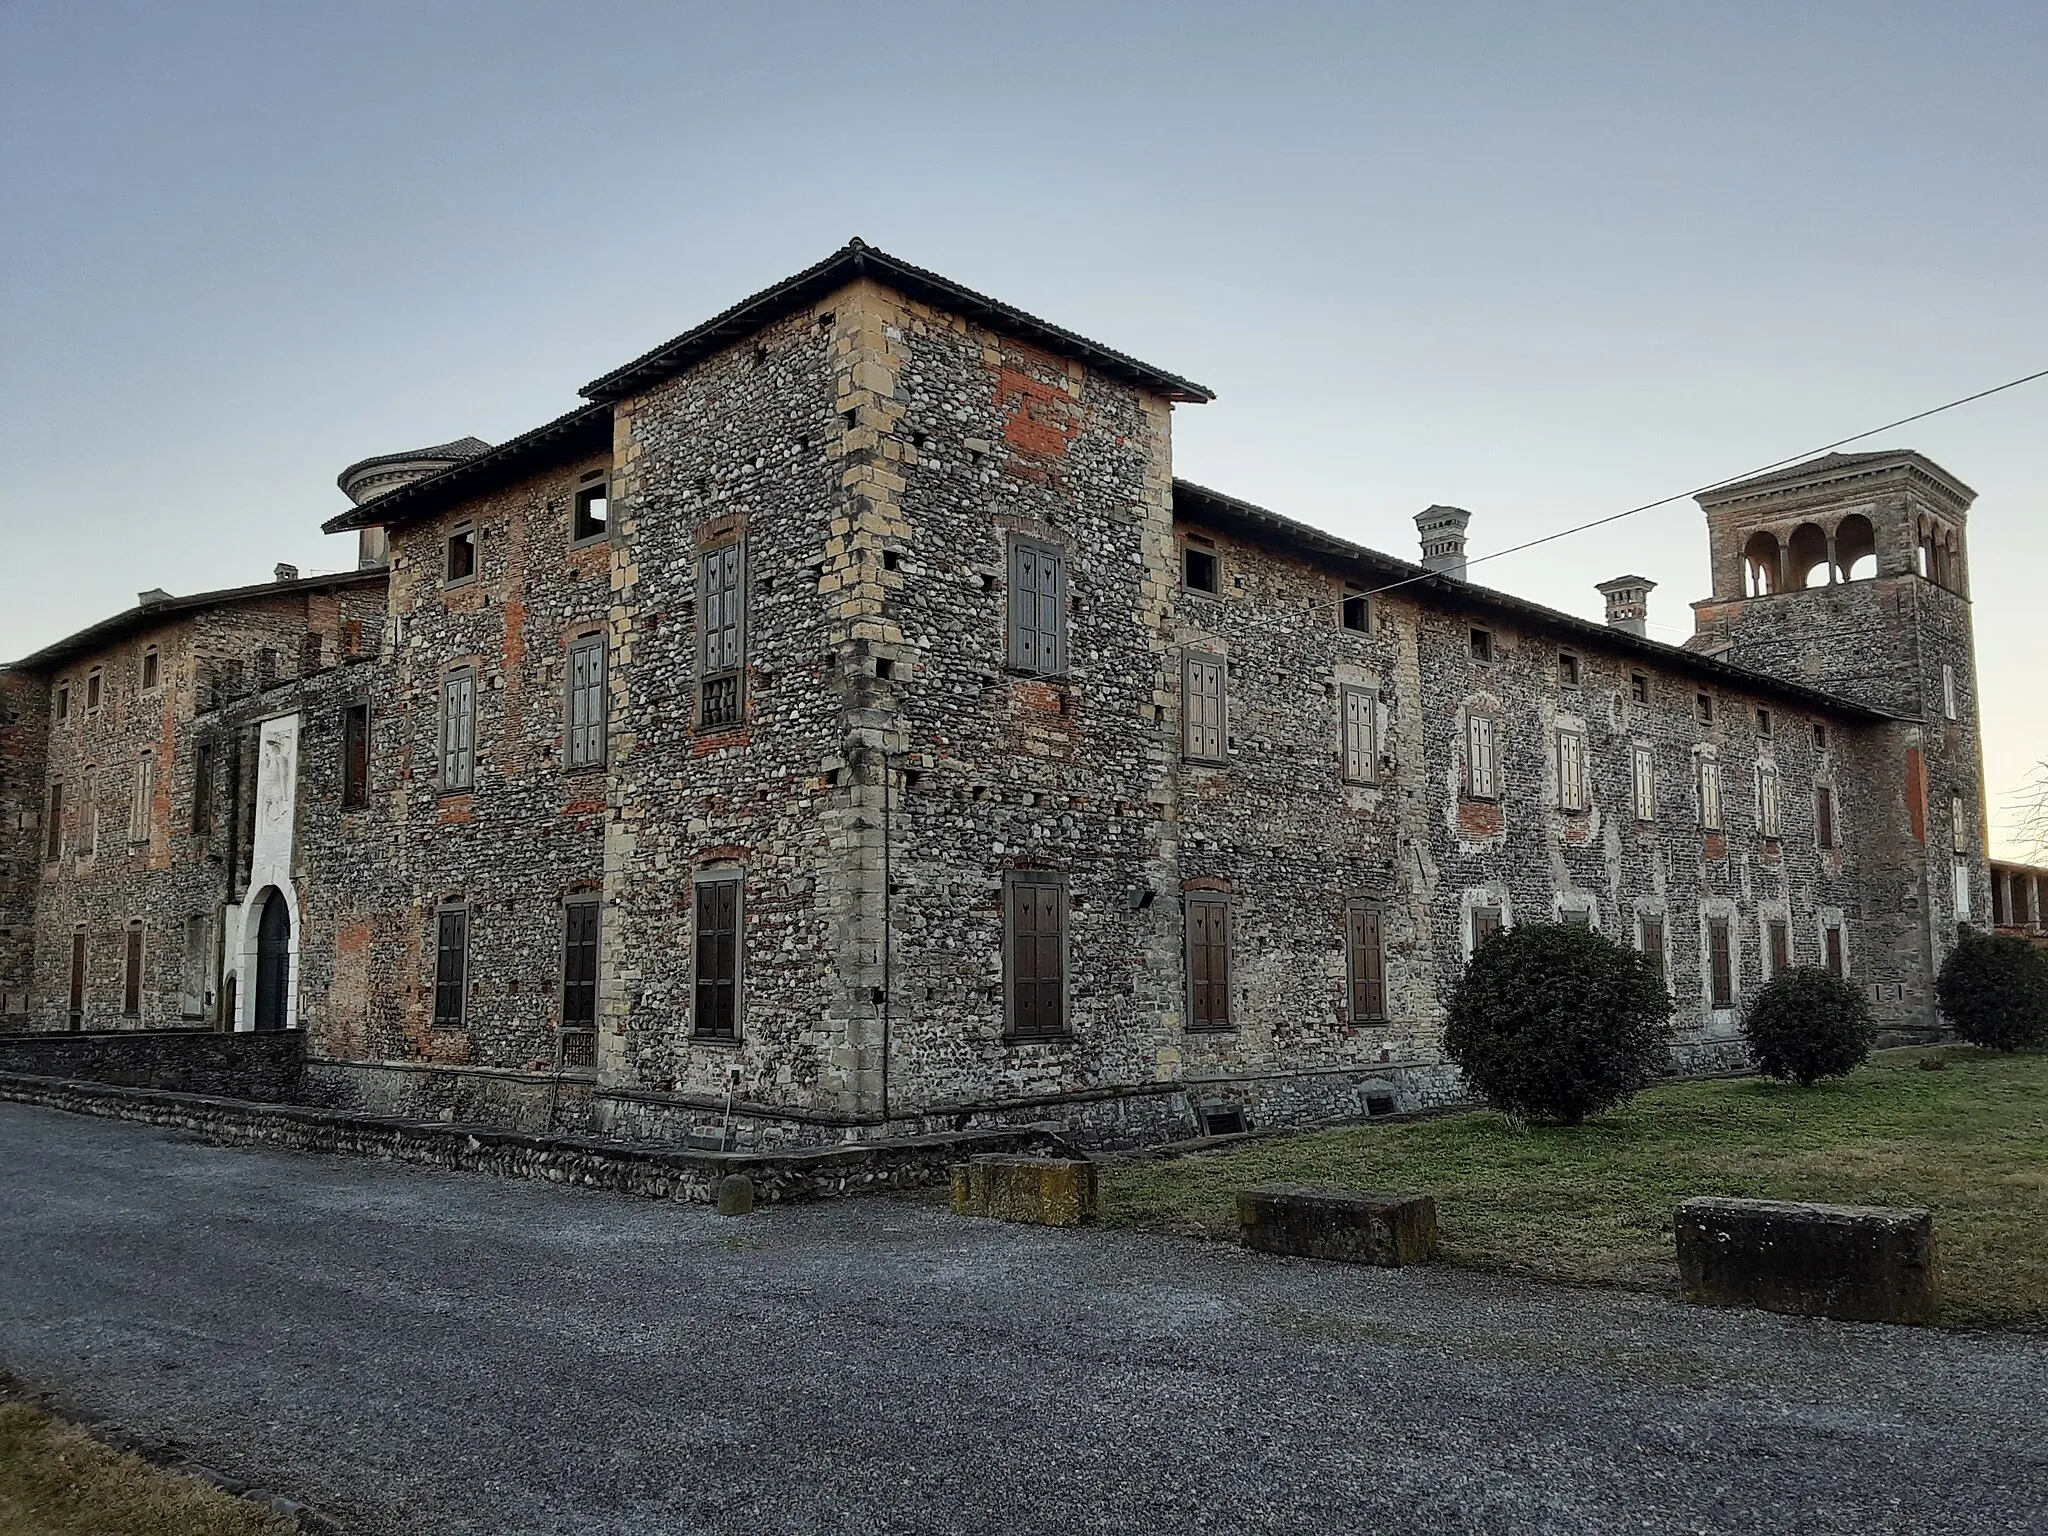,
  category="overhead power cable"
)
[1354,365,2048,601]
